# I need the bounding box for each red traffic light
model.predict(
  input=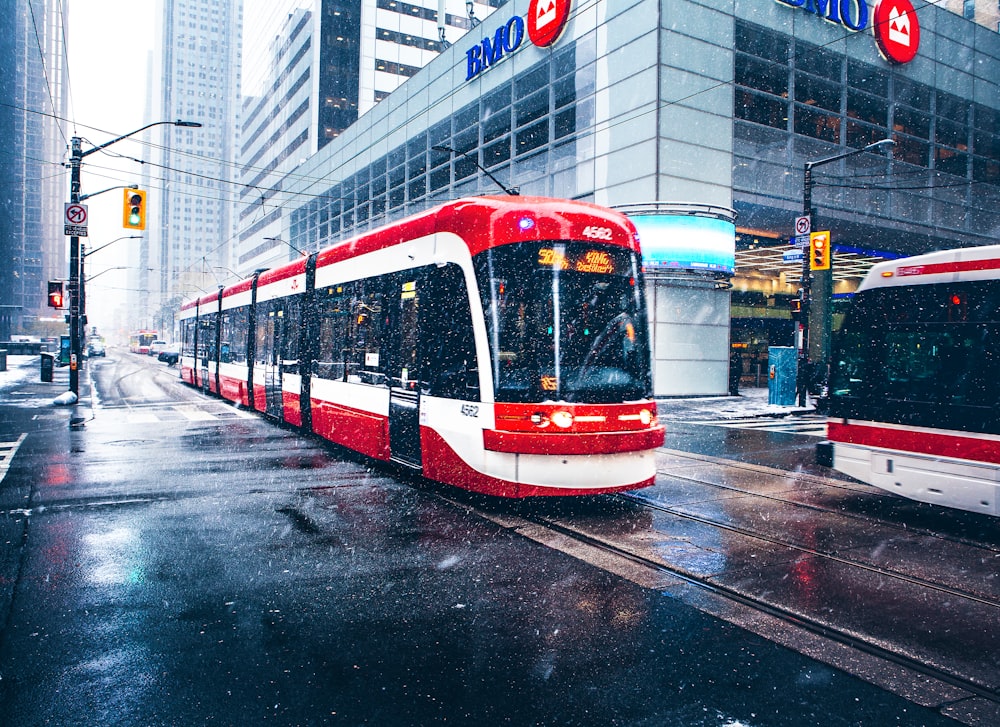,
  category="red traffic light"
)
[47,280,64,308]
